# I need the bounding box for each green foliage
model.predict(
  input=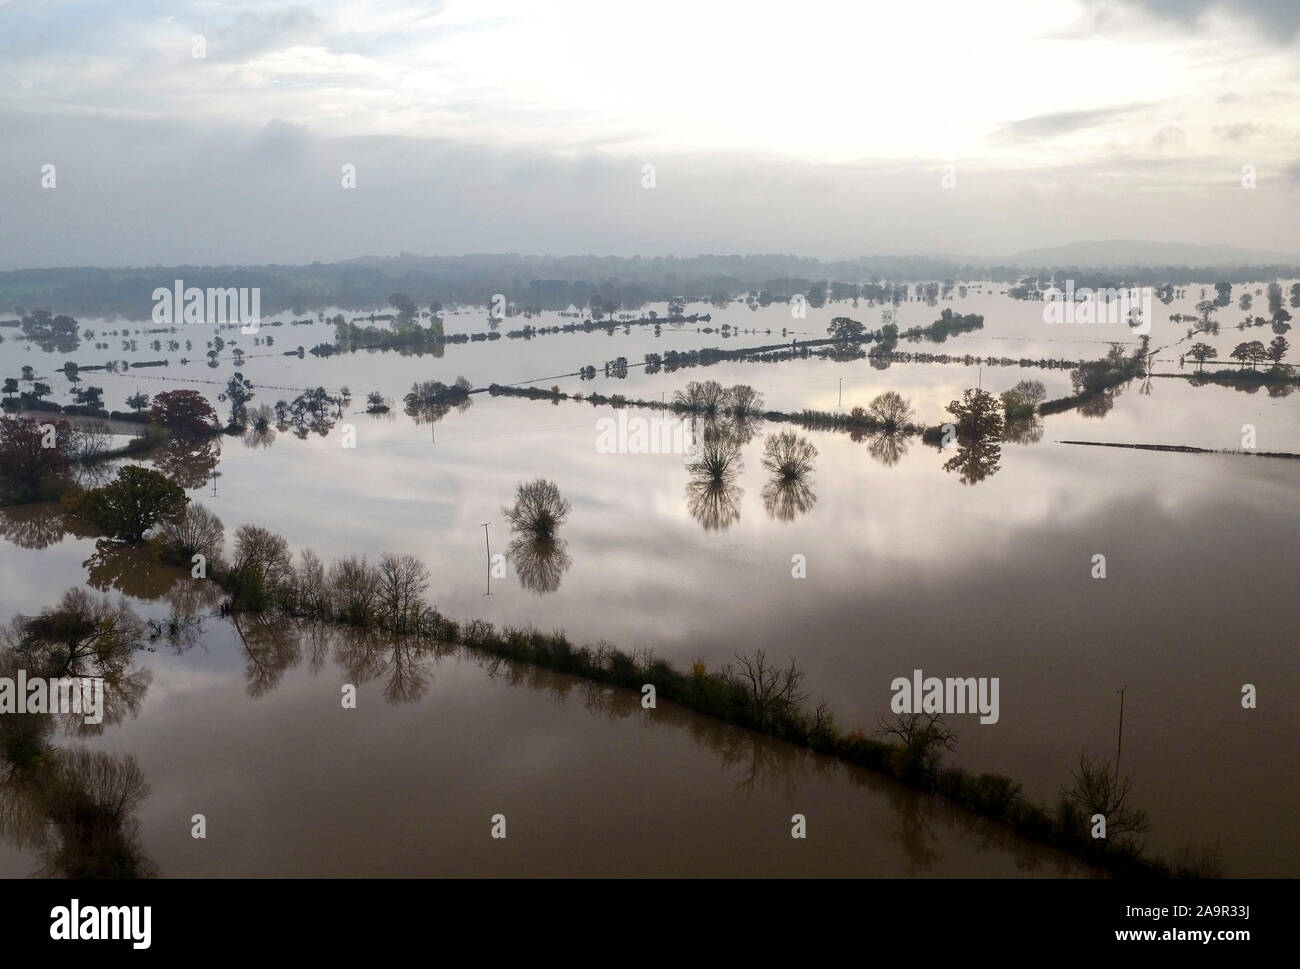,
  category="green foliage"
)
[946,388,1004,439]
[70,466,188,544]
